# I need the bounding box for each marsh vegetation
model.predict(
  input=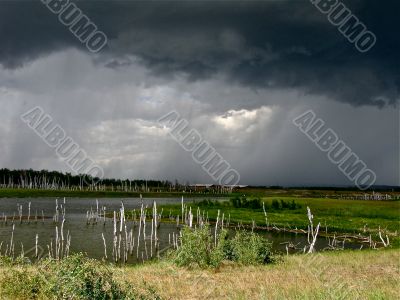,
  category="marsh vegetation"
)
[0,189,397,299]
